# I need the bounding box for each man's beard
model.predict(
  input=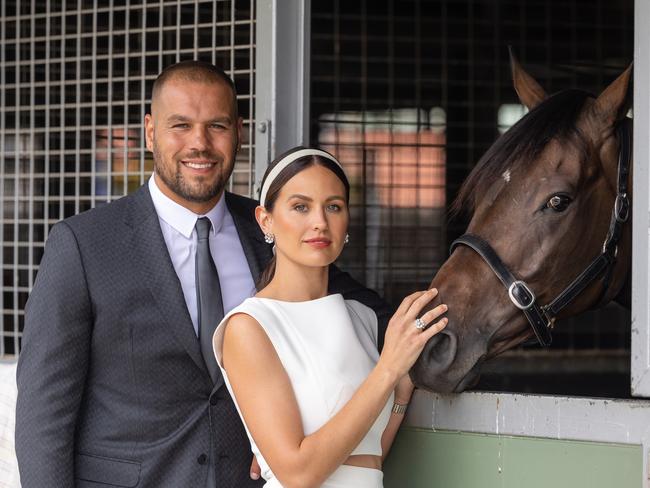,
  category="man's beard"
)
[153,143,230,203]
